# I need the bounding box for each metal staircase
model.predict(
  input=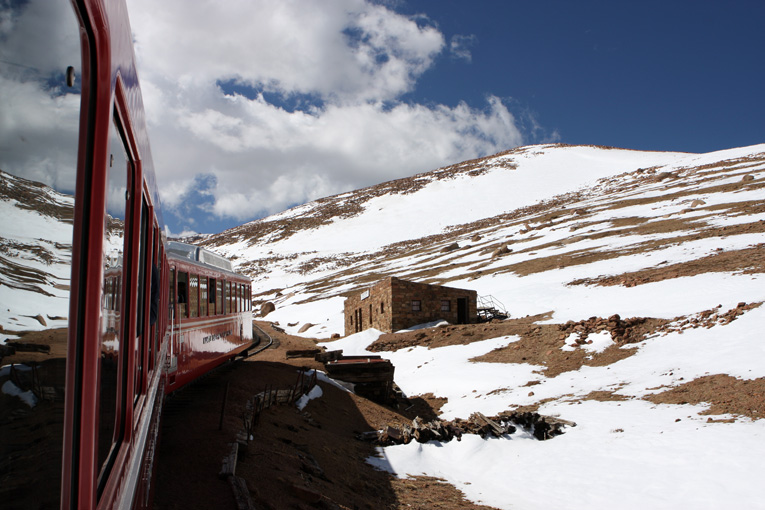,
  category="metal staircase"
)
[477,295,509,321]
